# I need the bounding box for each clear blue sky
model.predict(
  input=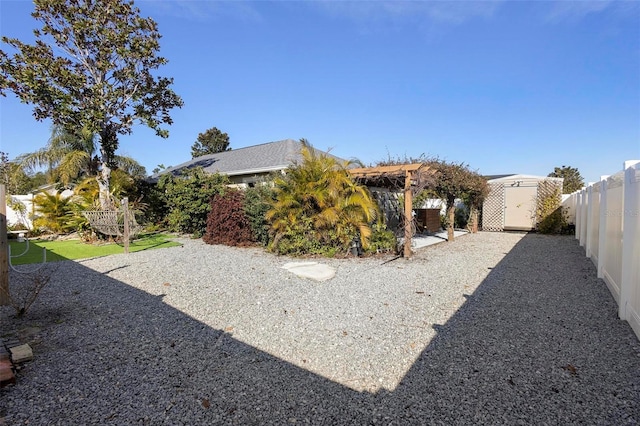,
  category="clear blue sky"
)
[1,0,639,184]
